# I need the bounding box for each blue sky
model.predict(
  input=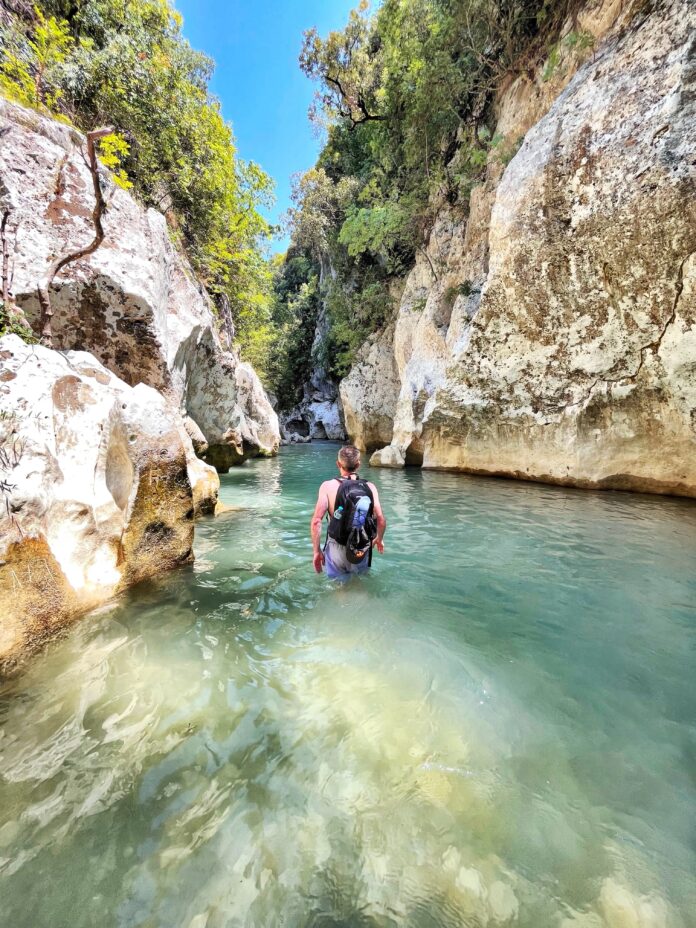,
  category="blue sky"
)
[175,0,357,251]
